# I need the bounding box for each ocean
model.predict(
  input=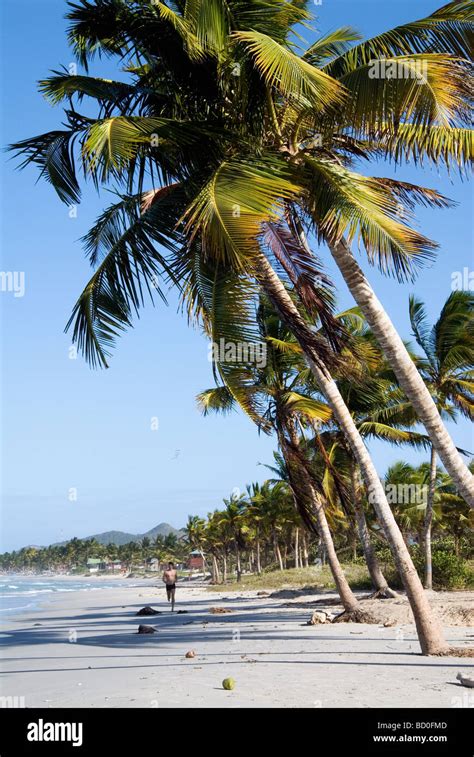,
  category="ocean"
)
[0,575,145,617]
